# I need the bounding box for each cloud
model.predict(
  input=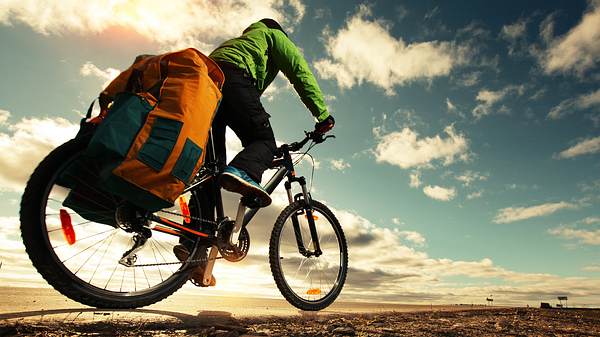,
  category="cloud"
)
[423,185,456,201]
[549,227,600,245]
[501,19,527,40]
[0,116,79,191]
[80,62,121,89]
[472,85,525,119]
[583,264,600,272]
[500,19,527,55]
[467,190,483,200]
[329,158,351,171]
[493,201,579,224]
[540,1,600,74]
[555,135,600,159]
[456,71,481,87]
[455,170,488,186]
[374,125,469,169]
[446,98,457,113]
[582,216,600,225]
[398,231,426,246]
[409,171,421,188]
[0,109,10,125]
[547,89,600,120]
[0,0,305,51]
[314,5,468,95]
